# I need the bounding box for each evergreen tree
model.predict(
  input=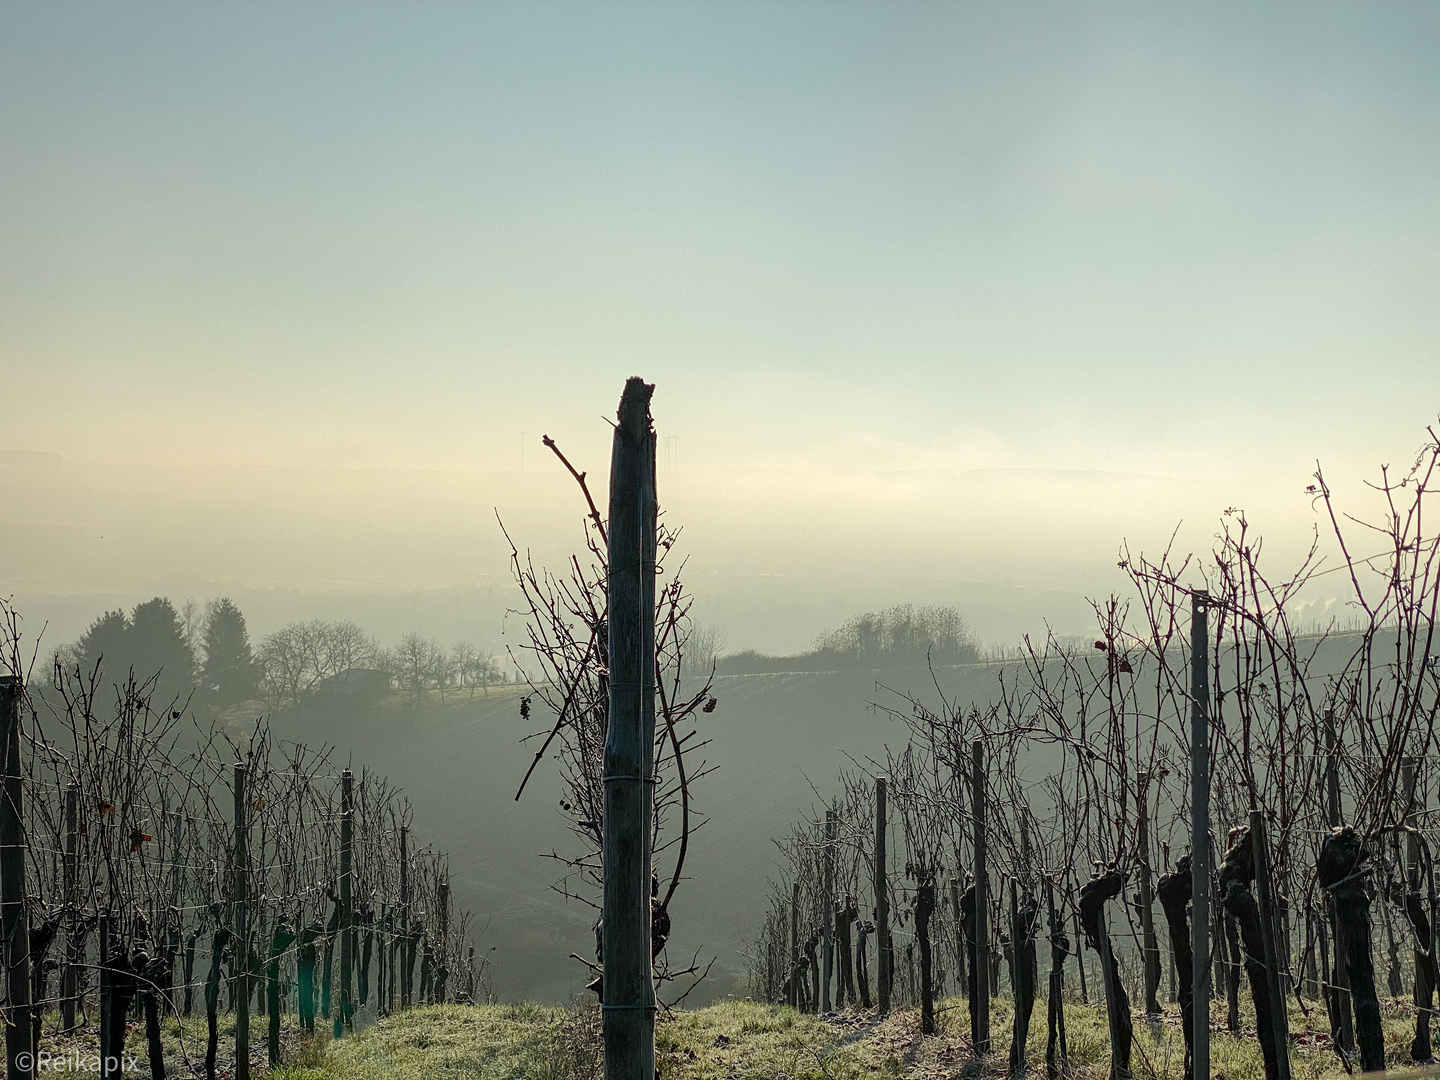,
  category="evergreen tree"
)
[202,598,258,706]
[76,609,129,685]
[128,597,196,705]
